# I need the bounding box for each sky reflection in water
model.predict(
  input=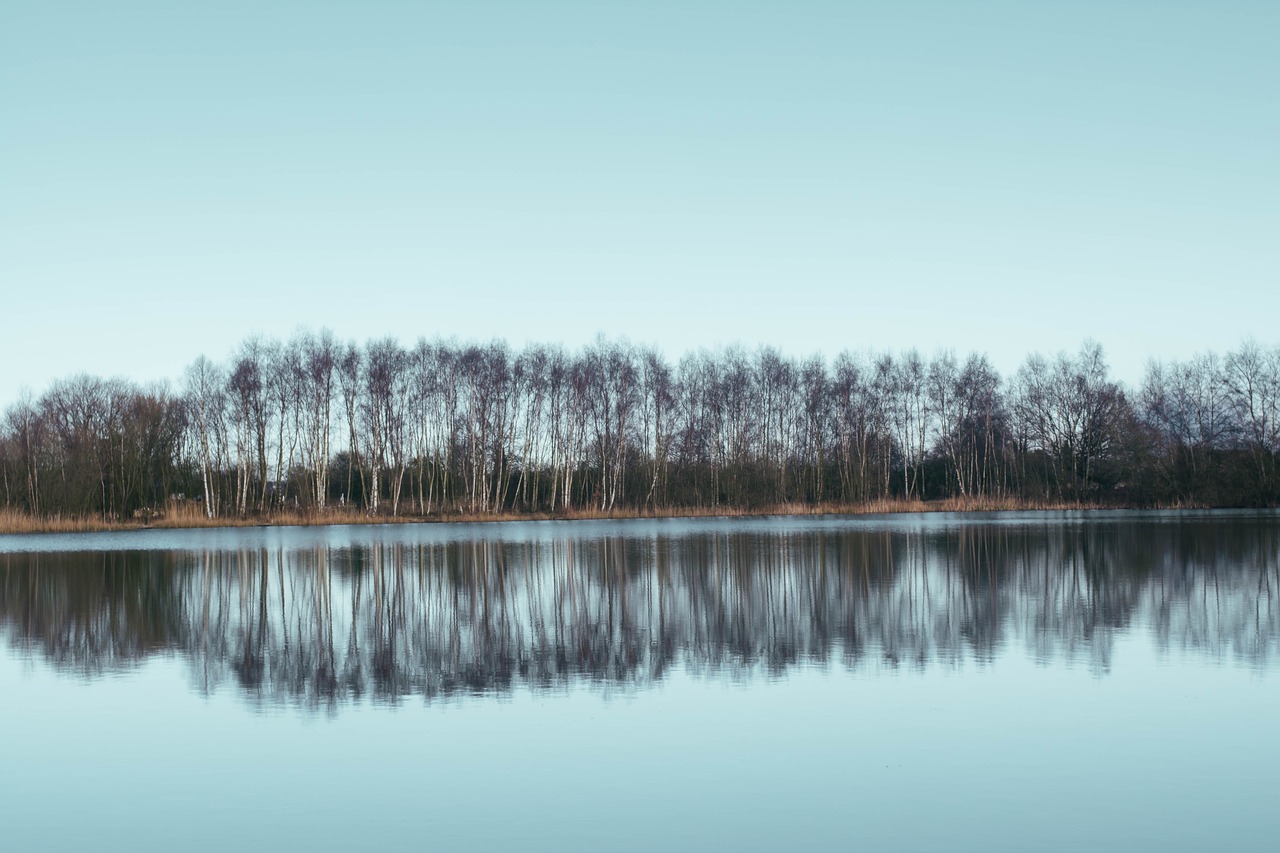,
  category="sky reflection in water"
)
[1,512,1277,852]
